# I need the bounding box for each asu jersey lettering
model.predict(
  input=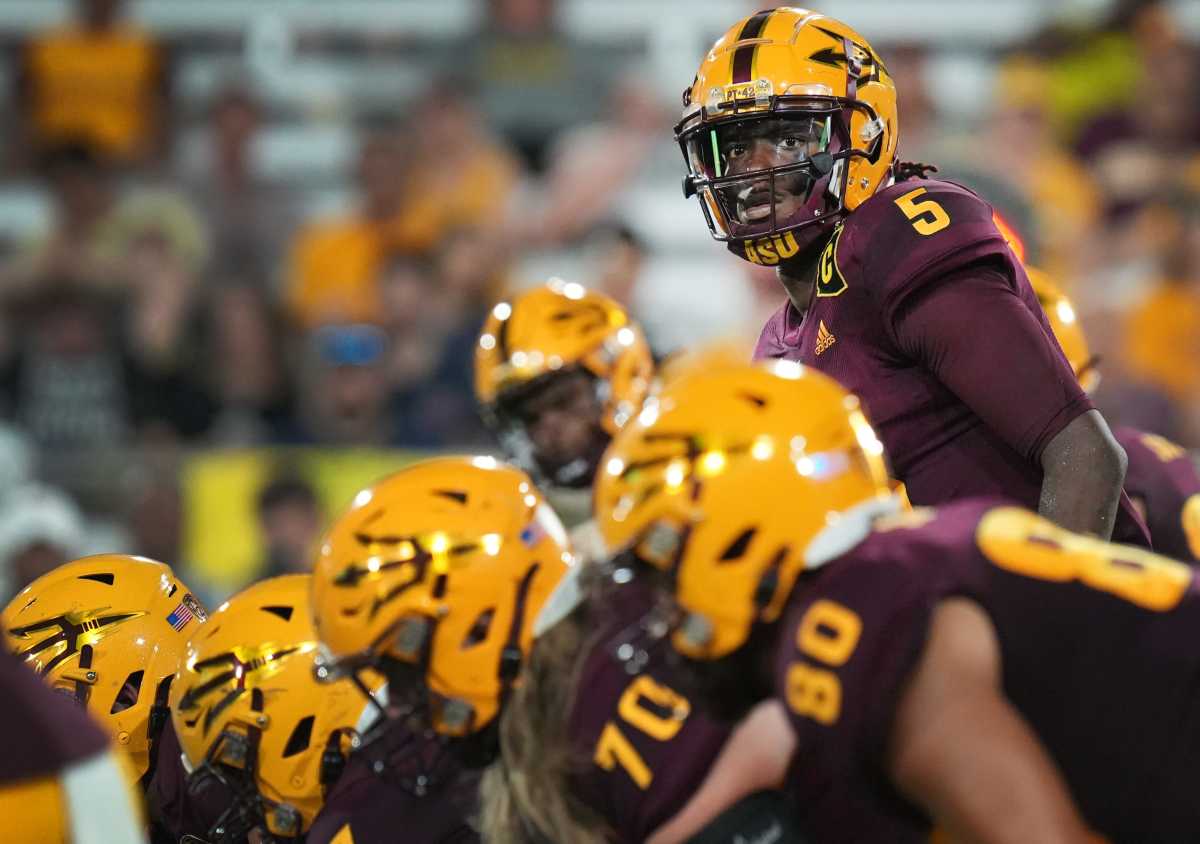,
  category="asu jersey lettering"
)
[753,178,1149,548]
[570,582,731,843]
[1115,426,1200,563]
[775,498,1200,843]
